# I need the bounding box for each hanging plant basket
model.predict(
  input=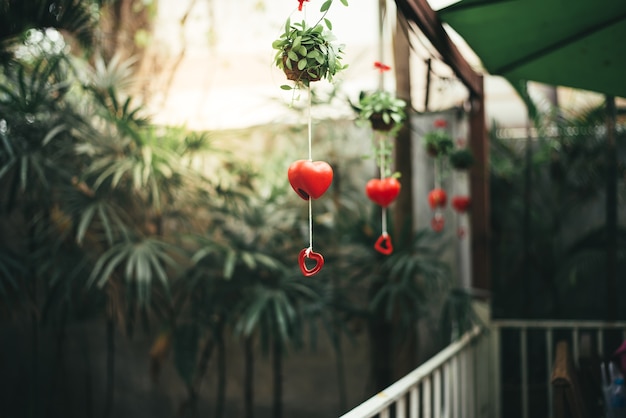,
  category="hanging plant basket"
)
[353,90,407,134]
[282,53,322,82]
[449,148,475,170]
[273,19,347,86]
[423,130,454,157]
[369,113,395,132]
